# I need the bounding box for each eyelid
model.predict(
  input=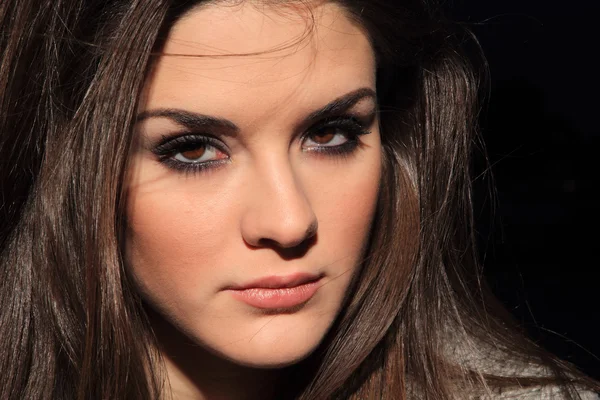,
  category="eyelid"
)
[152,133,230,158]
[301,114,371,142]
[150,133,231,175]
[148,112,375,174]
[310,110,373,130]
